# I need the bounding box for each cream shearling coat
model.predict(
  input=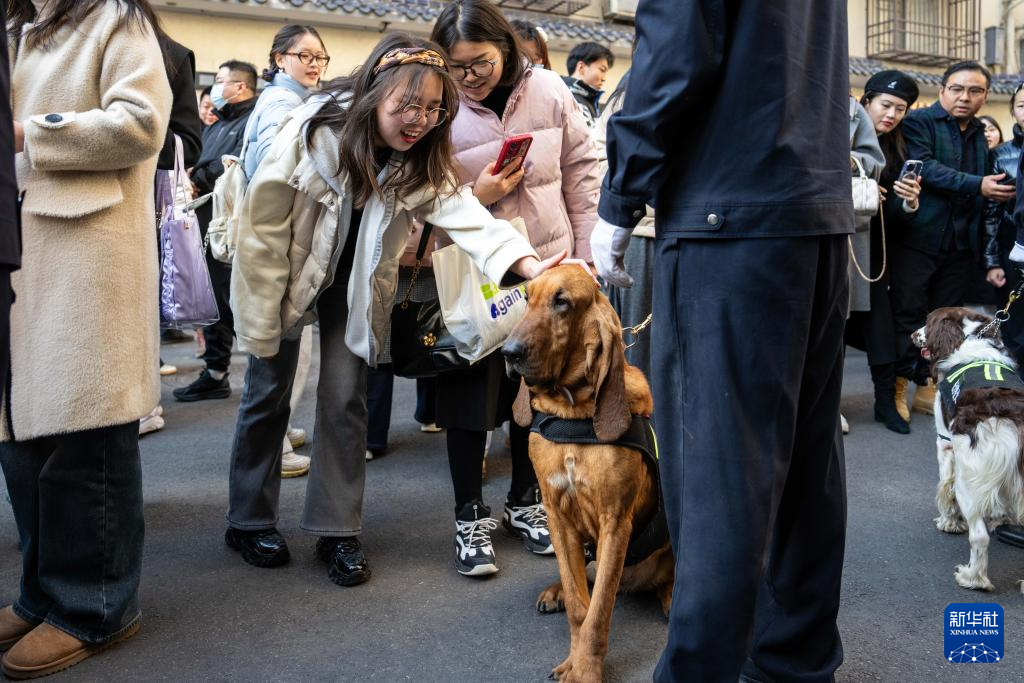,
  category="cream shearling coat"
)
[232,99,538,364]
[3,6,171,441]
